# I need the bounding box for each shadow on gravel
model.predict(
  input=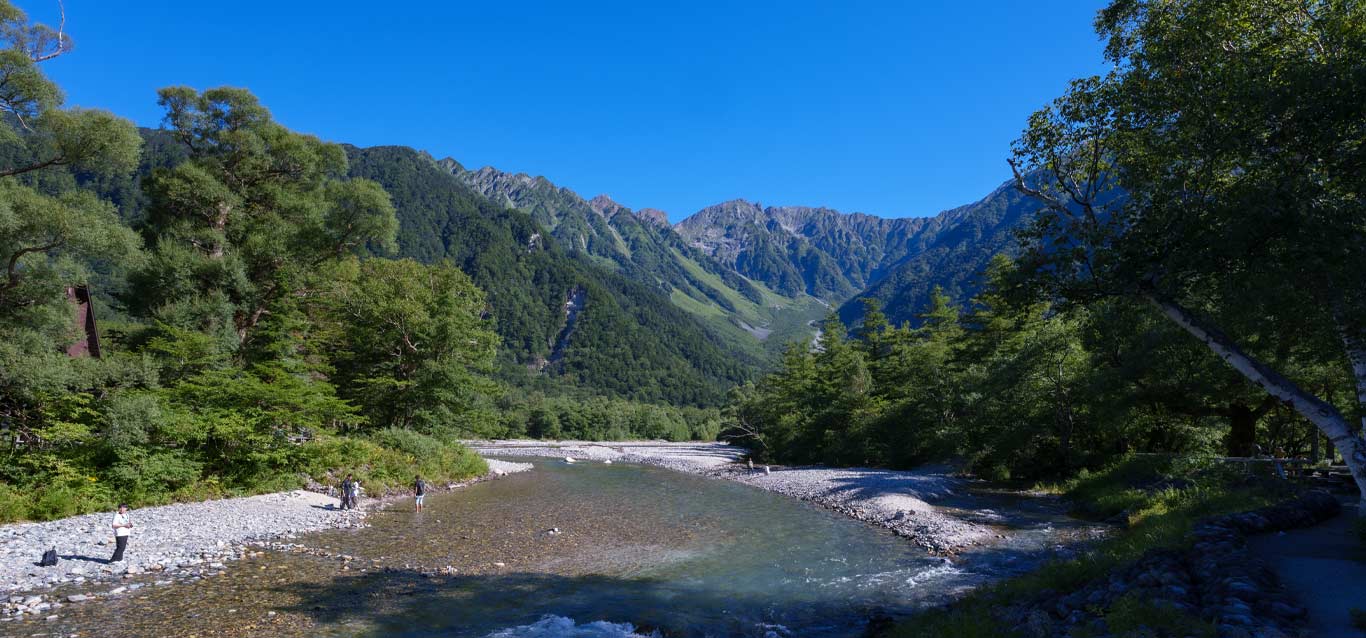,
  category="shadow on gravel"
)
[56,554,110,565]
[271,567,899,637]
